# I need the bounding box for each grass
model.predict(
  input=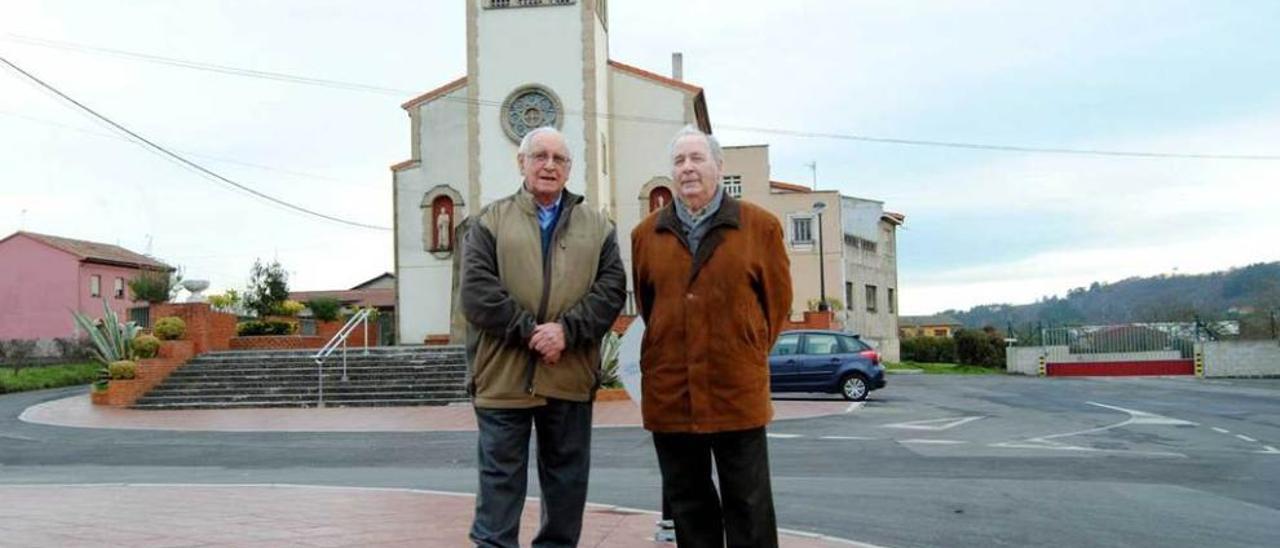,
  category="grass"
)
[0,362,99,394]
[886,361,1004,375]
